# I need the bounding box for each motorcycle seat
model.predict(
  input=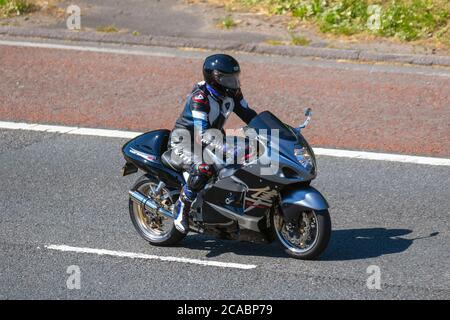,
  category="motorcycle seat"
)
[161,150,183,172]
